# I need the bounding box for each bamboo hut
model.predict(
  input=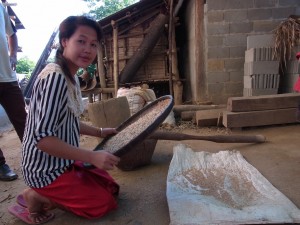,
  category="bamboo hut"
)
[94,0,183,104]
